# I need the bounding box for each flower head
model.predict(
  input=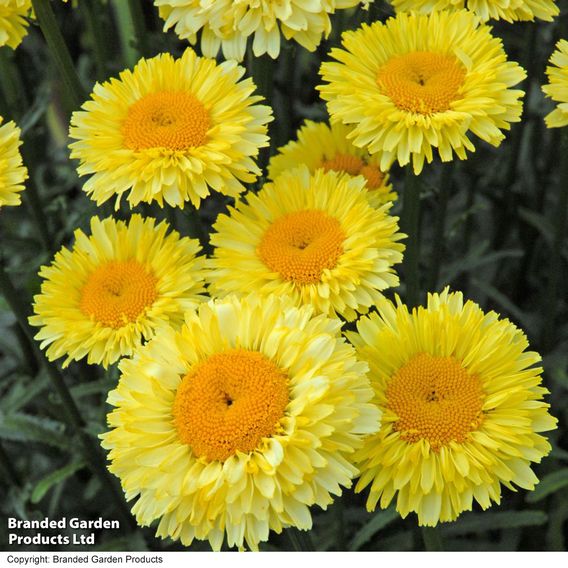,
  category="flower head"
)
[268,120,395,208]
[0,0,31,49]
[542,39,568,128]
[0,116,27,207]
[319,10,526,174]
[349,289,557,525]
[208,166,405,321]
[101,293,379,550]
[69,49,272,209]
[390,0,558,22]
[155,0,372,62]
[30,215,207,368]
